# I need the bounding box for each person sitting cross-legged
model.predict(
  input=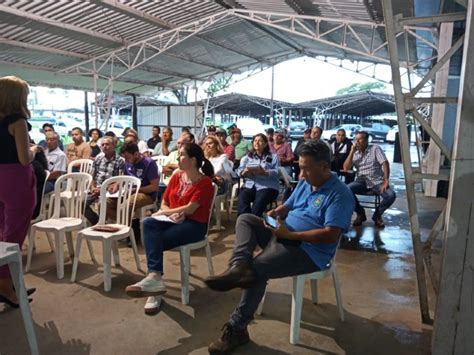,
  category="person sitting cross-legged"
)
[343,131,396,228]
[204,140,355,354]
[125,143,215,314]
